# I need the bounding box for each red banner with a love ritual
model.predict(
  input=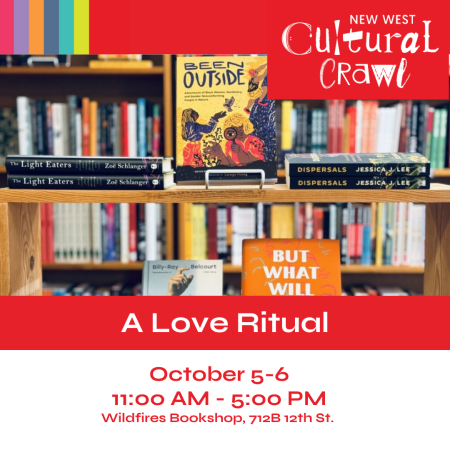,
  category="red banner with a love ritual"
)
[0,296,449,350]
